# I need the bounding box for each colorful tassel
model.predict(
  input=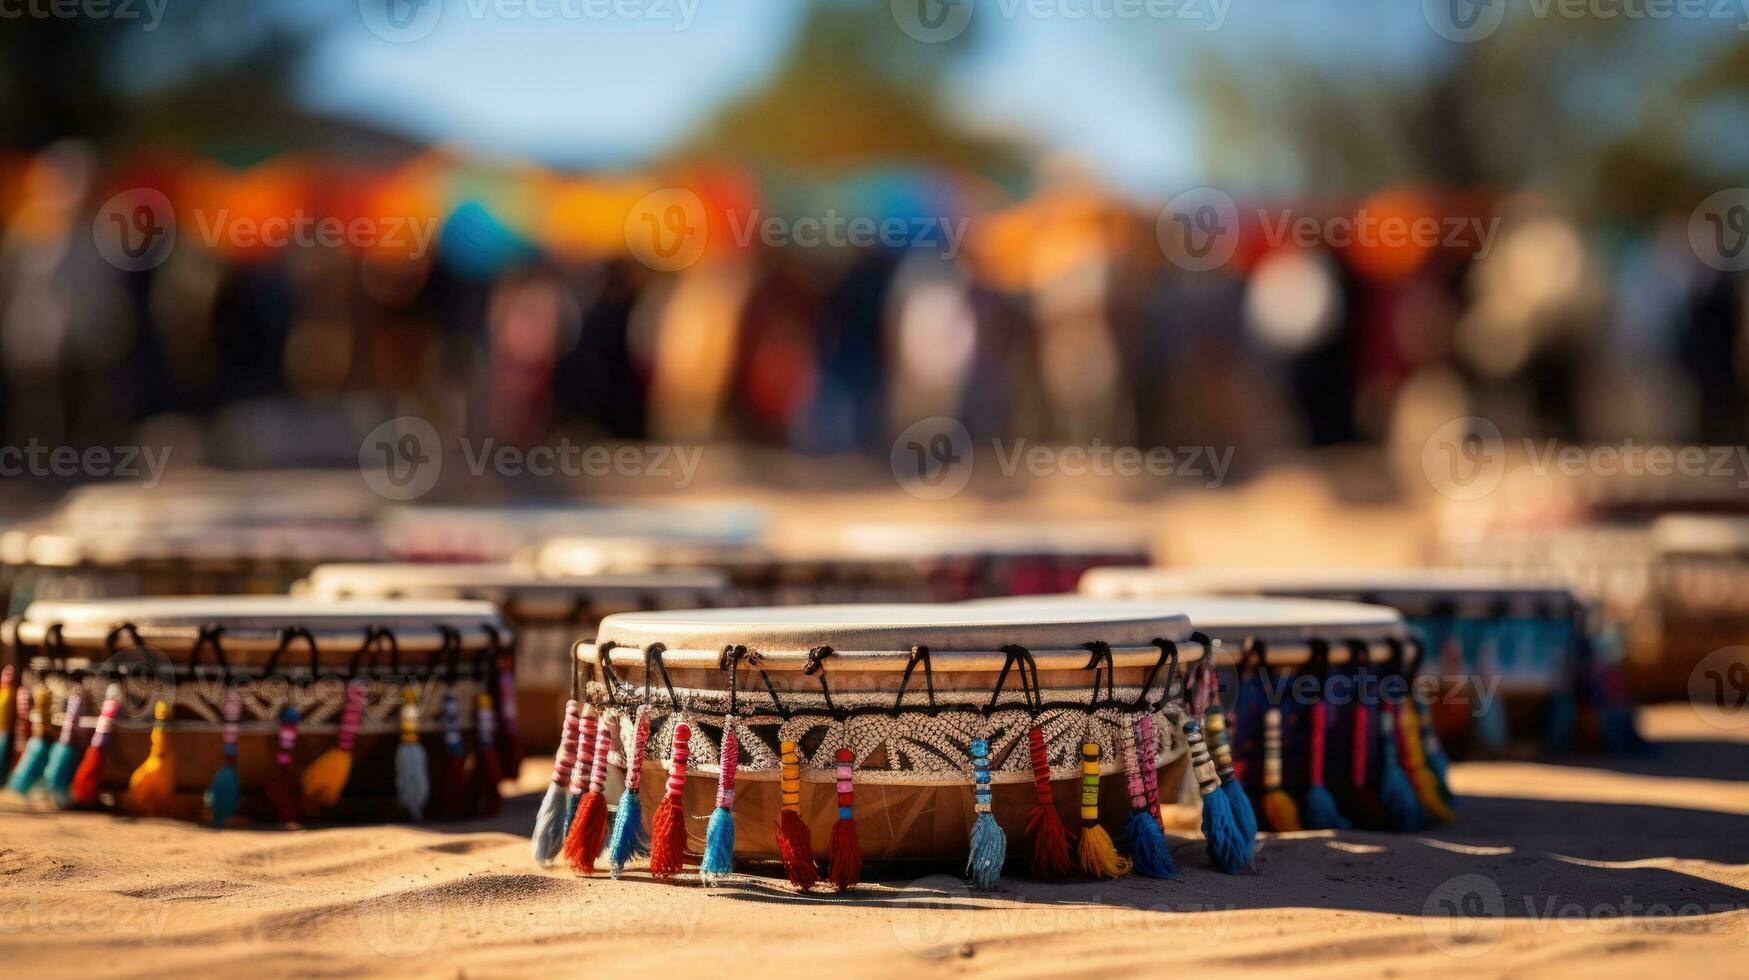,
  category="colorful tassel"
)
[1300,697,1350,831]
[649,718,691,878]
[1377,706,1422,831]
[494,653,525,774]
[0,666,16,783]
[699,717,739,884]
[532,699,582,867]
[70,683,119,807]
[1186,718,1248,874]
[829,745,863,890]
[774,738,820,889]
[606,705,653,877]
[1120,721,1175,879]
[1023,724,1074,879]
[125,701,177,817]
[1259,708,1301,832]
[395,686,430,821]
[432,690,470,820]
[1203,707,1257,860]
[564,708,612,875]
[42,689,85,806]
[1400,698,1455,823]
[1420,708,1454,804]
[965,738,1005,890]
[1076,740,1131,879]
[7,687,51,796]
[301,679,366,816]
[267,705,303,823]
[203,689,241,827]
[472,693,504,818]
